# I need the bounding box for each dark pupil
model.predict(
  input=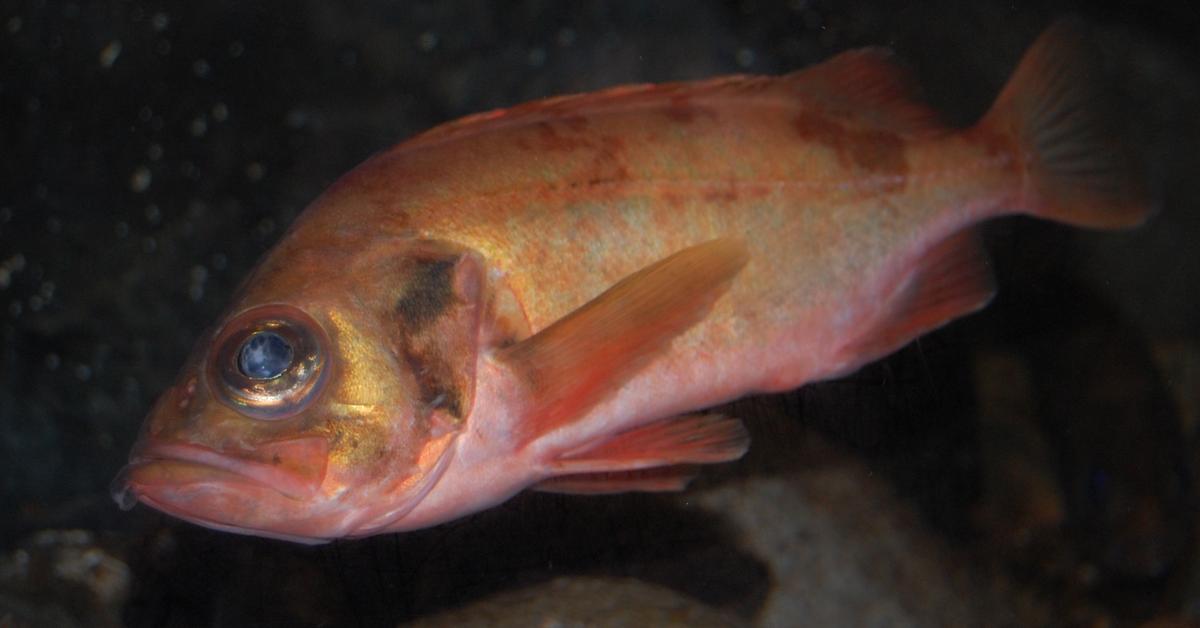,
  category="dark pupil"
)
[239,332,294,379]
